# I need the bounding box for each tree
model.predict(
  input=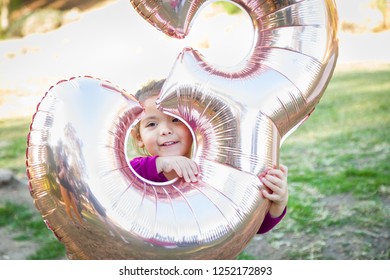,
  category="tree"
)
[377,0,390,28]
[1,0,10,32]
